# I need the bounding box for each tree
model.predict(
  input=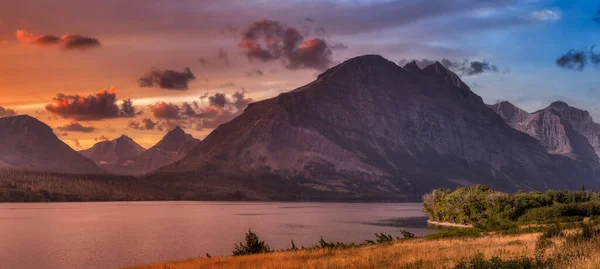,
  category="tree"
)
[232,229,272,256]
